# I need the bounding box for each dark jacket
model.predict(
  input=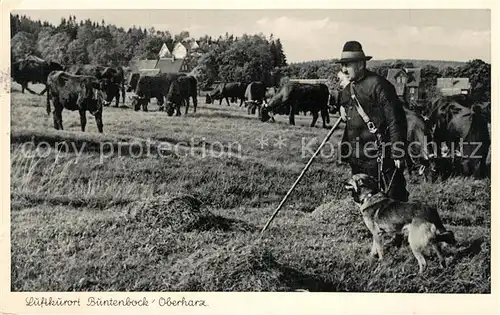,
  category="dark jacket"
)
[339,69,407,162]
